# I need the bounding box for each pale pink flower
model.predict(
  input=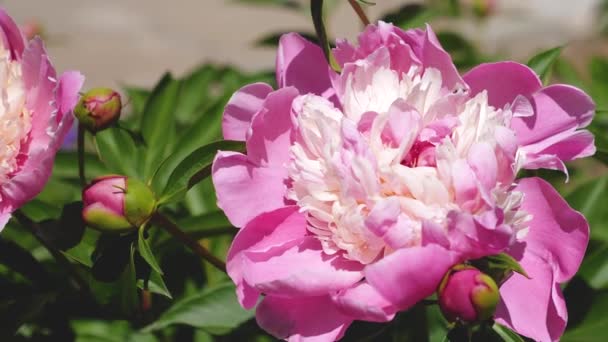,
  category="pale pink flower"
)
[212,22,591,342]
[0,8,84,230]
